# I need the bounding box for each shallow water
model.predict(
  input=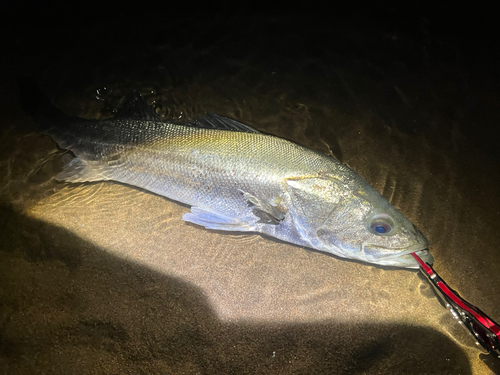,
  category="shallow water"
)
[1,3,499,374]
